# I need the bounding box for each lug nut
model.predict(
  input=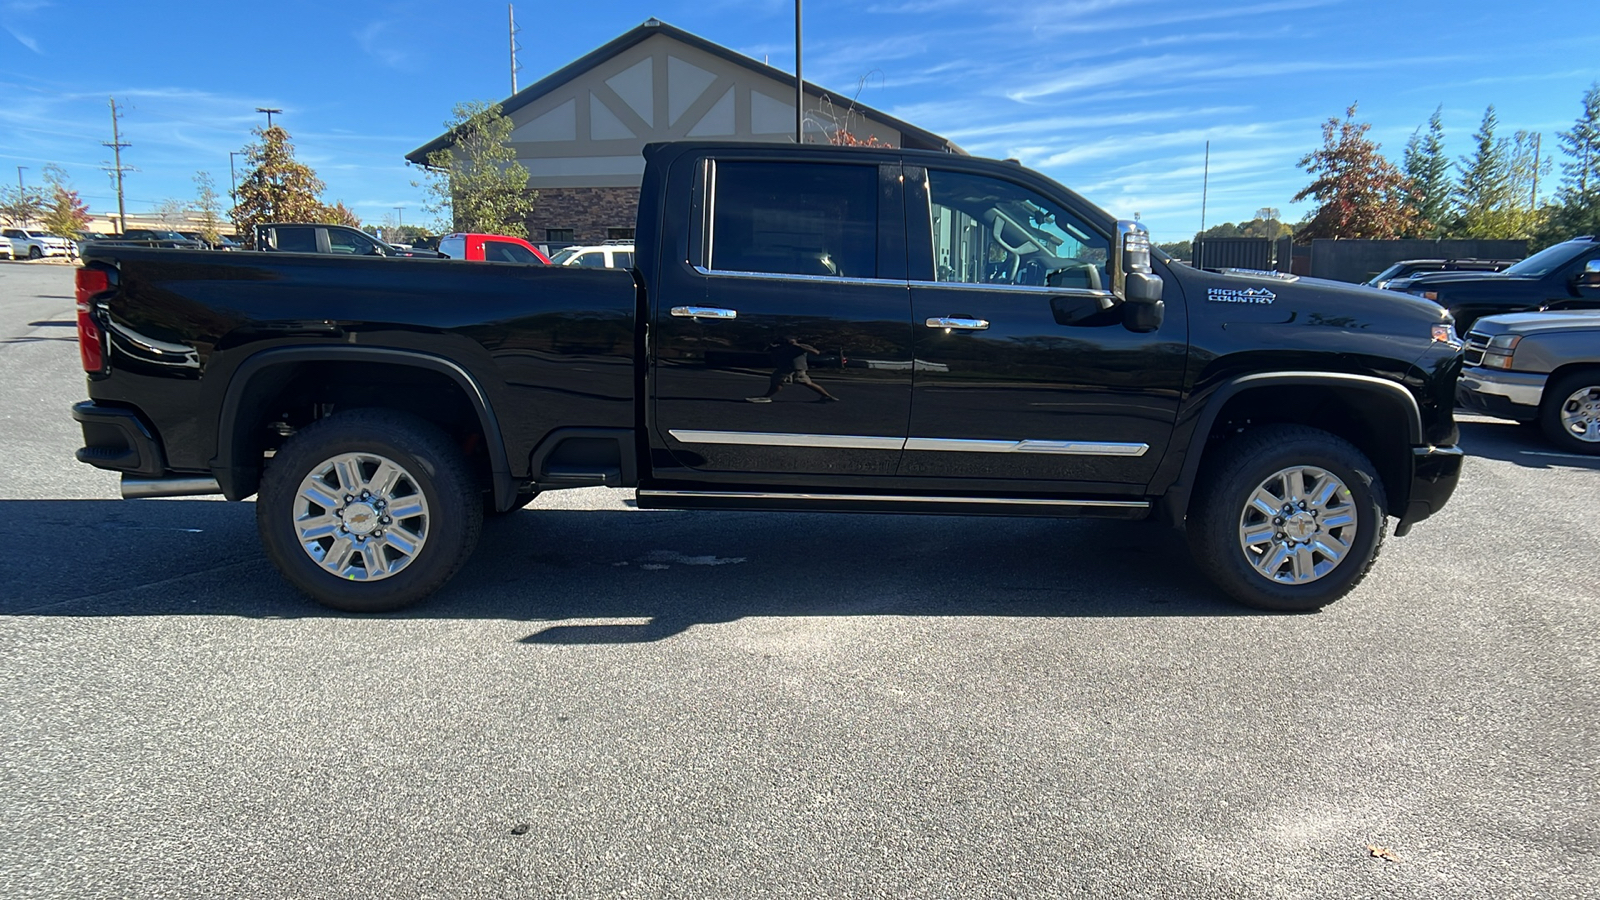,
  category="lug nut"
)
[1273,517,1283,525]
[344,495,353,504]
[380,516,391,524]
